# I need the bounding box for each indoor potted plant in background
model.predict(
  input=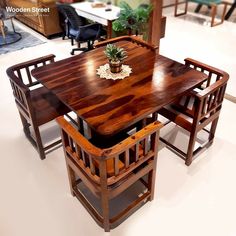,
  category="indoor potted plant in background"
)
[104,44,127,73]
[112,1,152,40]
